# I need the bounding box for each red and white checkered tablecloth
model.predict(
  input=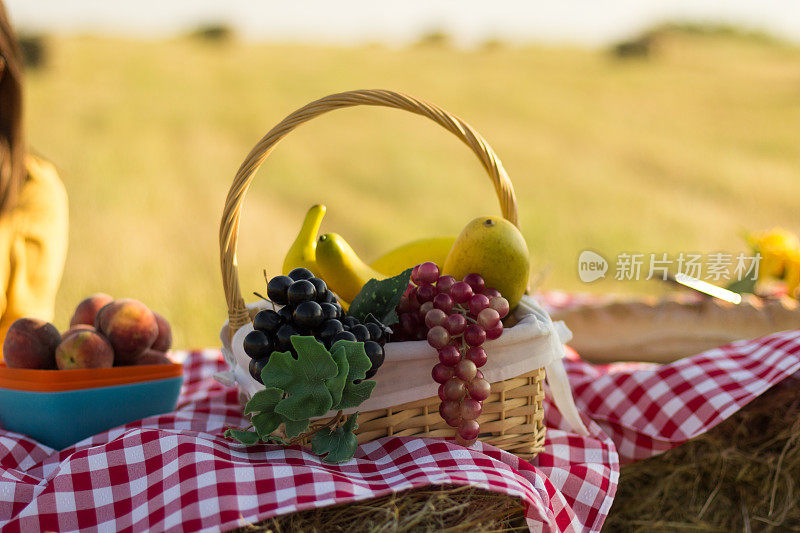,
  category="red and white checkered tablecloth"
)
[1,320,799,531]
